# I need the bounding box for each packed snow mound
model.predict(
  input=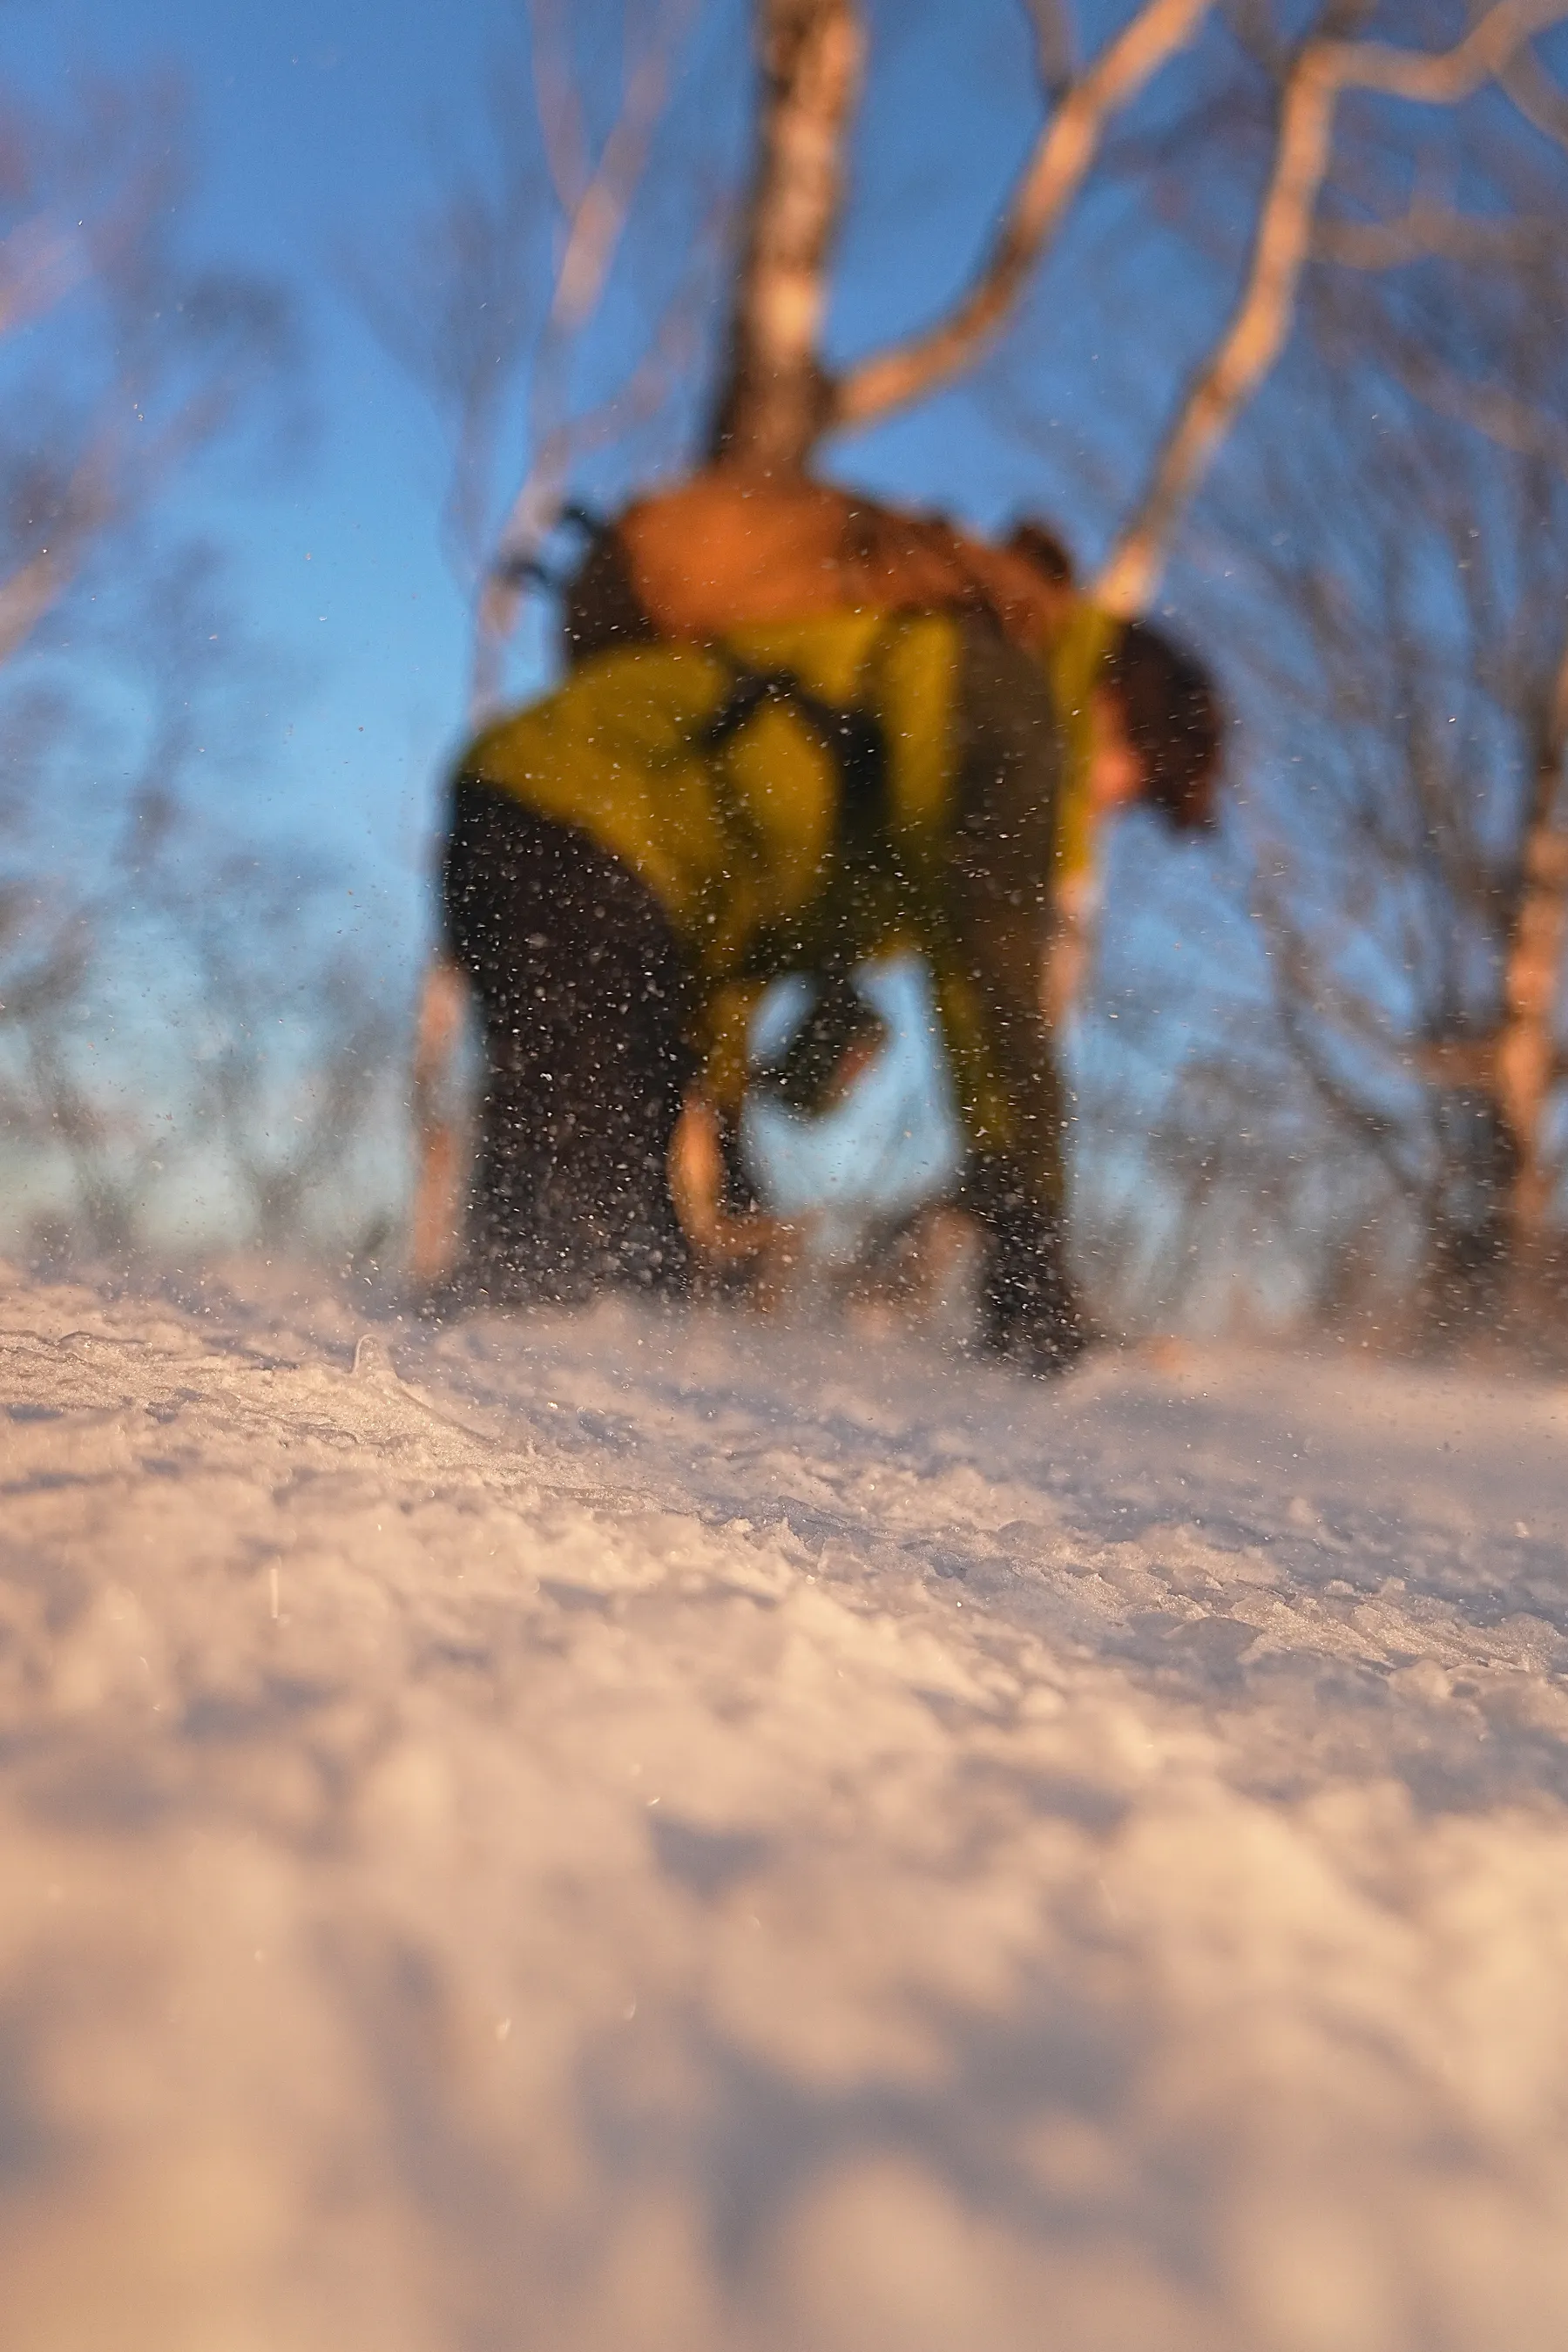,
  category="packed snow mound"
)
[3,1260,1568,2352]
